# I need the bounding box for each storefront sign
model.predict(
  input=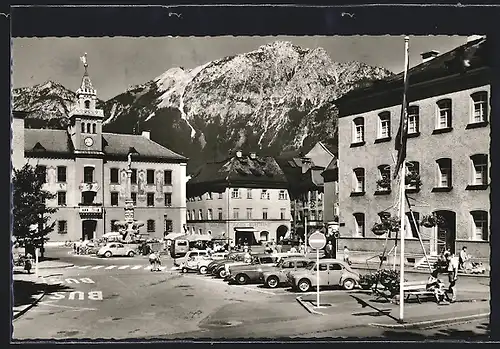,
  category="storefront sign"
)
[79,206,103,214]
